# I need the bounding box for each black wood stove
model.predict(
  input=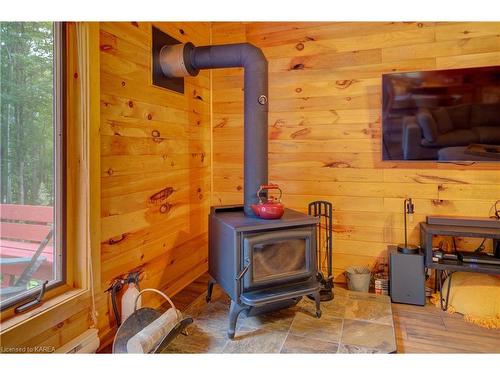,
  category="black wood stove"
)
[155,39,322,338]
[206,205,321,339]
